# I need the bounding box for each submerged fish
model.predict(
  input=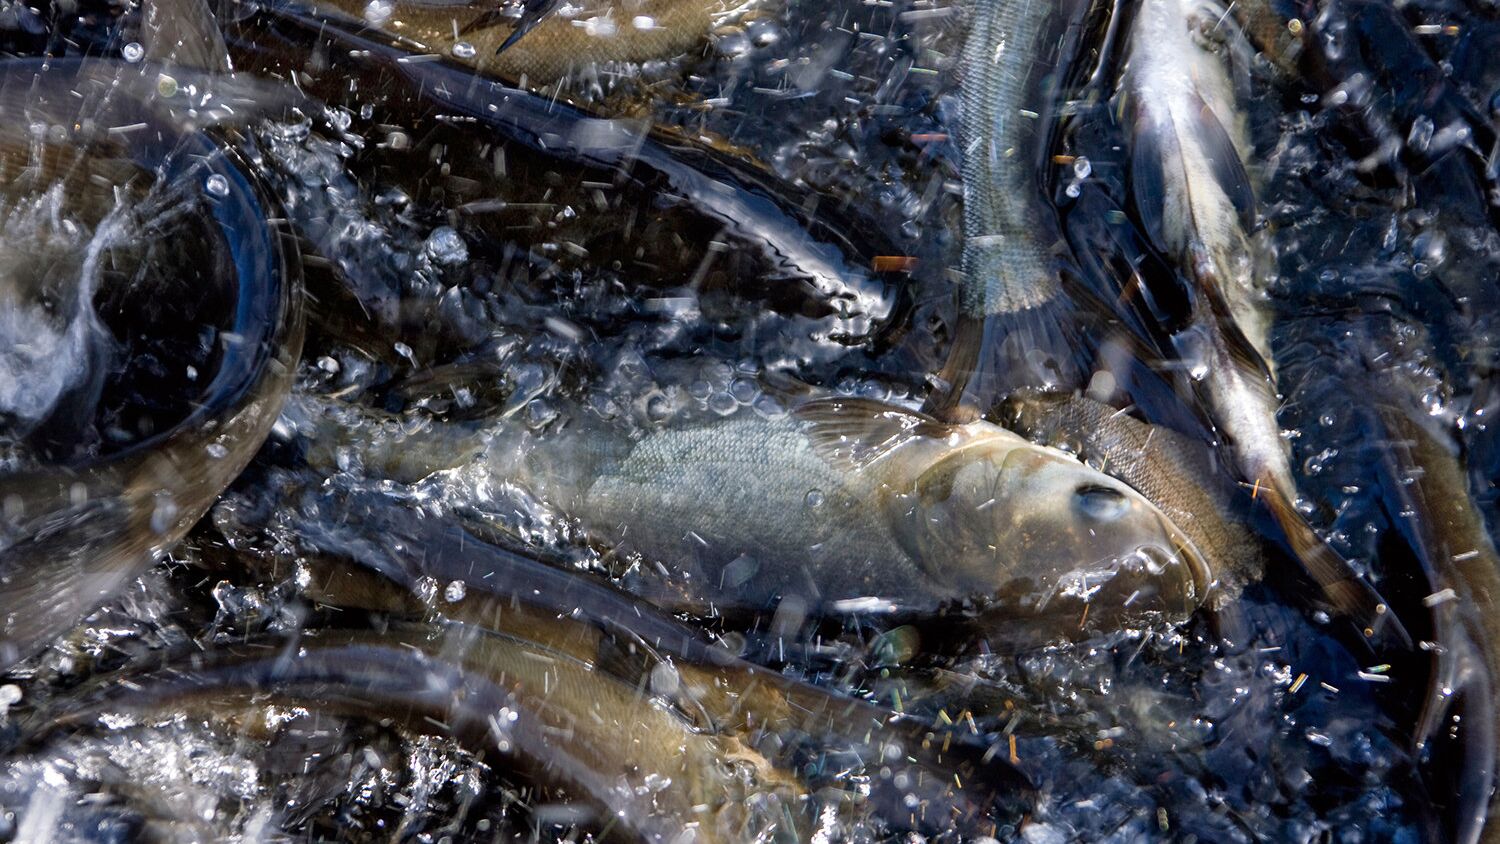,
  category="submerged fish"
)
[289,549,1025,835]
[1373,401,1500,844]
[1120,0,1405,647]
[925,0,1094,419]
[294,391,1211,642]
[0,53,304,668]
[298,0,723,83]
[32,624,809,844]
